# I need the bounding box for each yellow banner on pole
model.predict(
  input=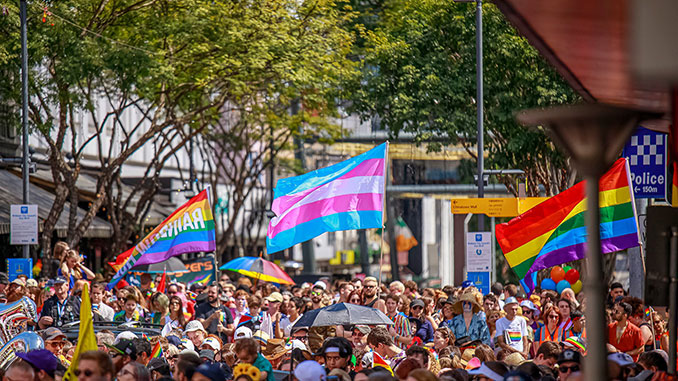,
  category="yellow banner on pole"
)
[451,197,548,217]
